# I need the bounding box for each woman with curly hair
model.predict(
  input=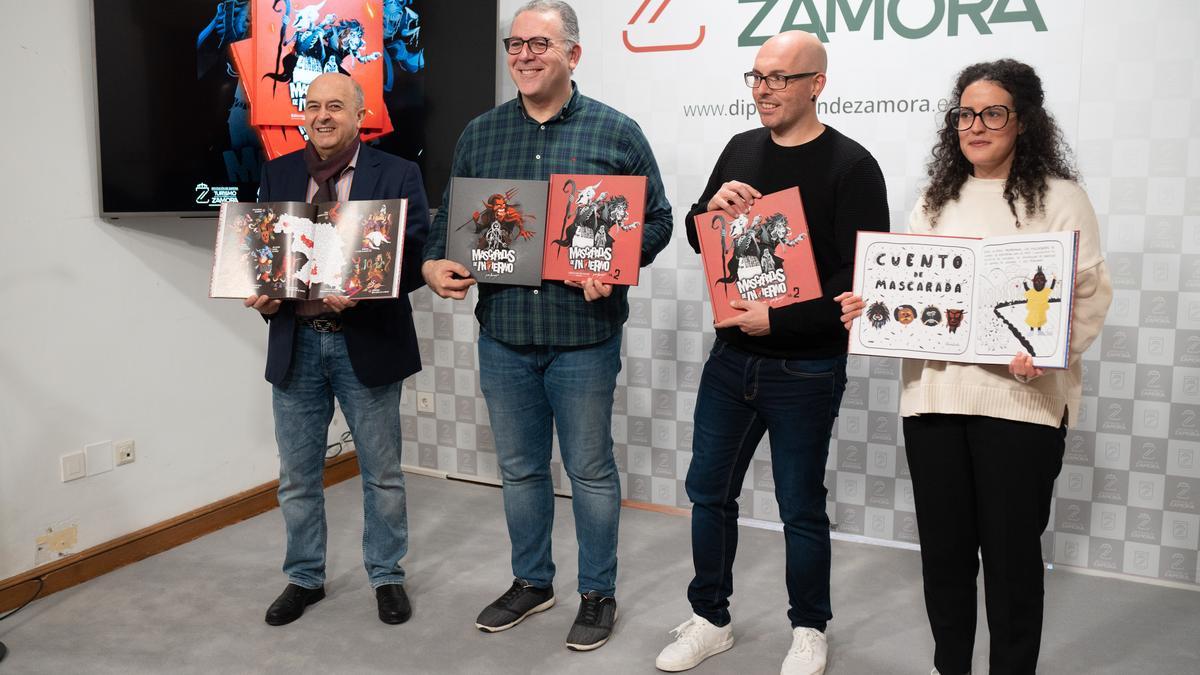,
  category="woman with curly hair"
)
[837,59,1111,674]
